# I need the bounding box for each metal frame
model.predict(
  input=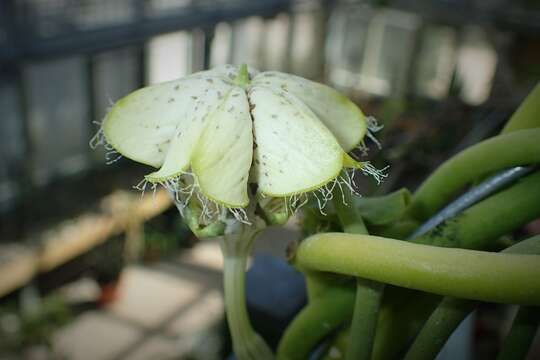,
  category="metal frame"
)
[0,0,291,63]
